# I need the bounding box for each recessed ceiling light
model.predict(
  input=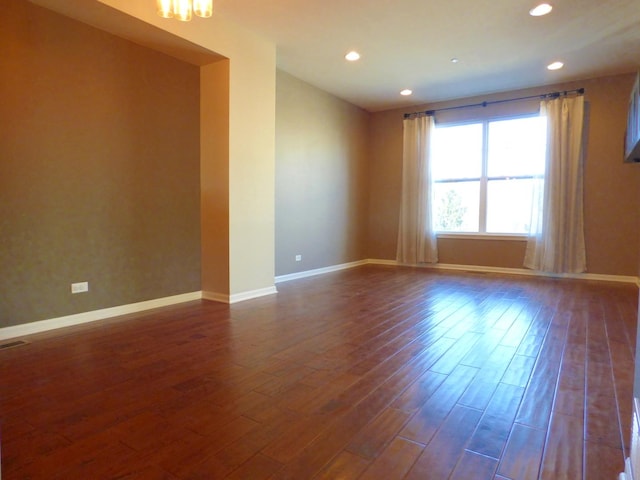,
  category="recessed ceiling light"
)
[451,57,459,64]
[345,51,360,62]
[400,89,413,96]
[547,61,564,70]
[530,3,553,16]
